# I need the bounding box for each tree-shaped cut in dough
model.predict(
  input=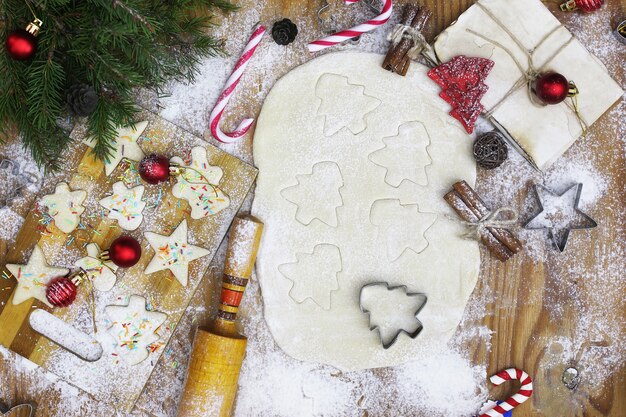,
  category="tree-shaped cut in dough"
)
[278,244,342,310]
[281,162,344,227]
[39,182,87,234]
[359,282,427,349]
[316,73,381,137]
[84,121,148,176]
[369,121,432,187]
[171,146,230,219]
[105,295,167,365]
[370,199,437,261]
